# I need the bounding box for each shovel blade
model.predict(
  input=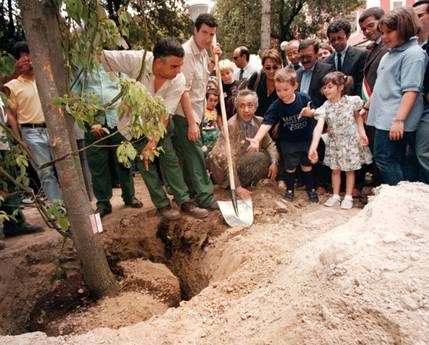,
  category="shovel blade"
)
[218,199,253,227]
